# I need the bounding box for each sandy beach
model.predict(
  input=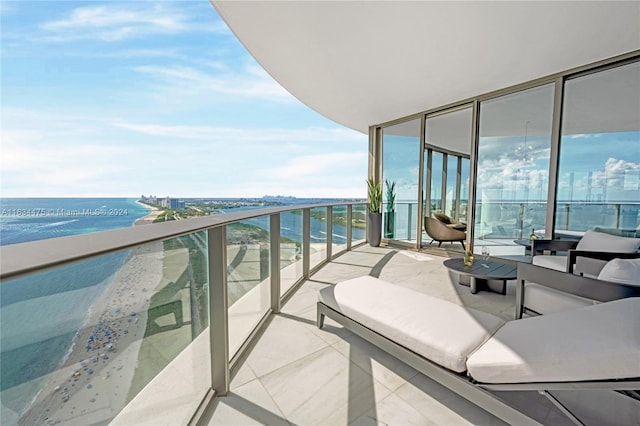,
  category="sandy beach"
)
[18,209,165,425]
[134,202,163,225]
